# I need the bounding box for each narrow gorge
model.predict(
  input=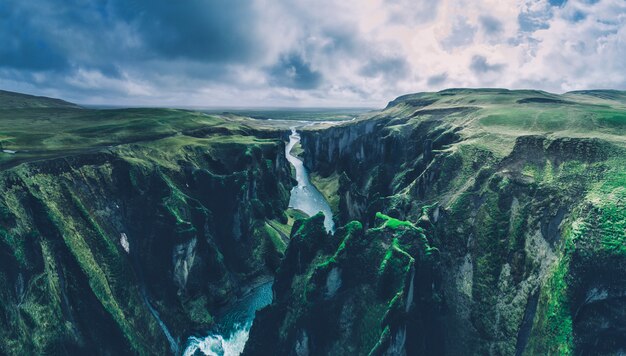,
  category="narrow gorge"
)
[184,126,336,355]
[1,89,625,355]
